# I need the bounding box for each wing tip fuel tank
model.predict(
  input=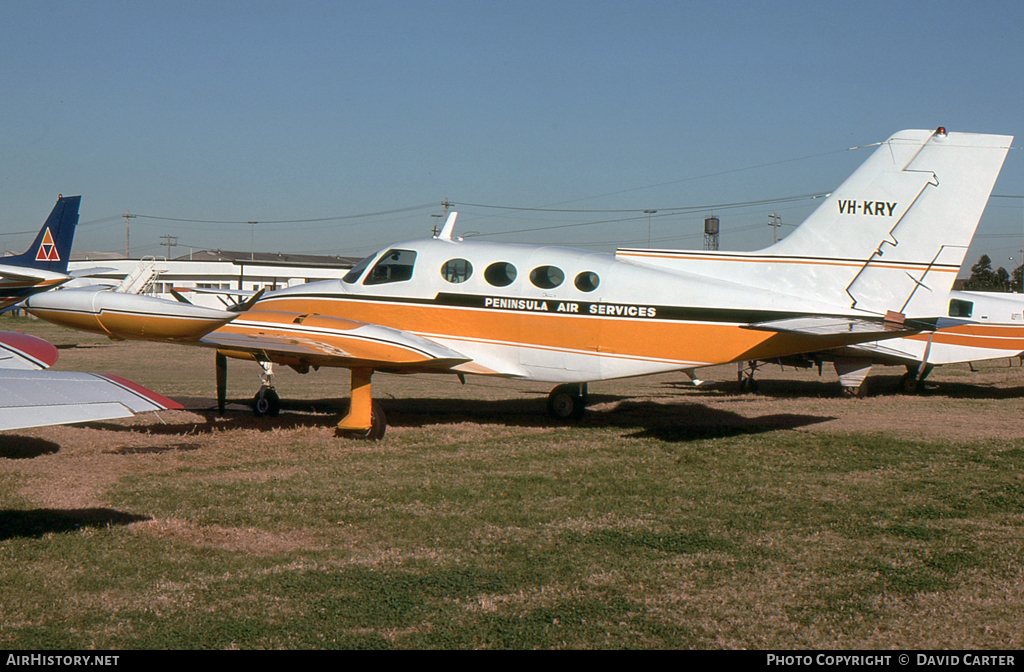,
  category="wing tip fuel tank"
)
[25,288,236,341]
